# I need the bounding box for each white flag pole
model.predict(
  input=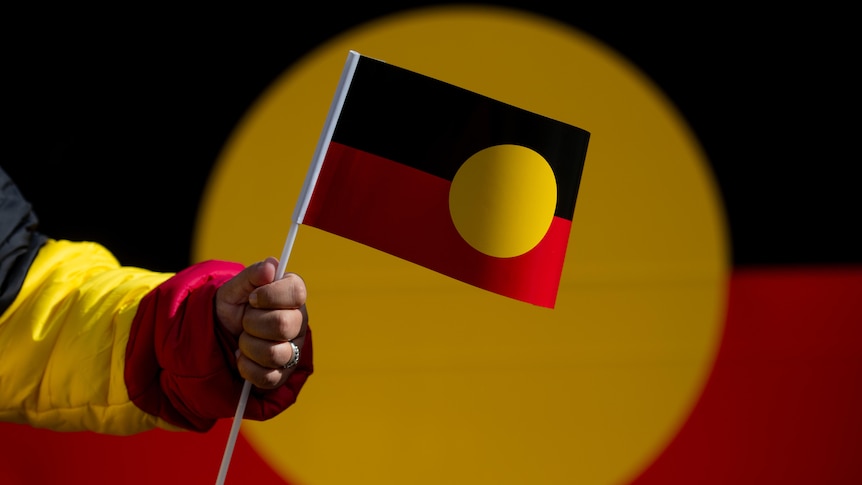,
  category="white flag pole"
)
[214,50,361,485]
[214,379,252,485]
[214,221,298,485]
